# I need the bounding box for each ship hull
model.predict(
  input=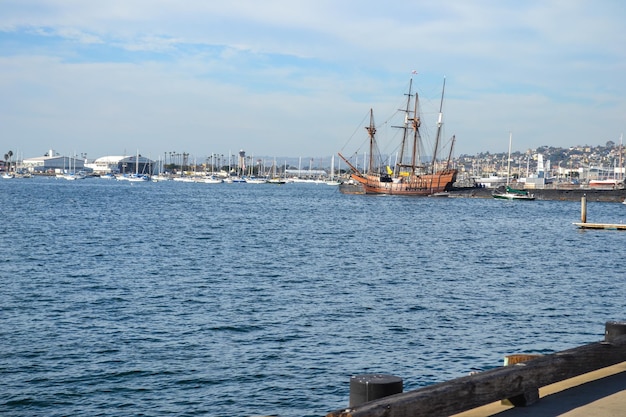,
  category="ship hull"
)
[352,170,457,196]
